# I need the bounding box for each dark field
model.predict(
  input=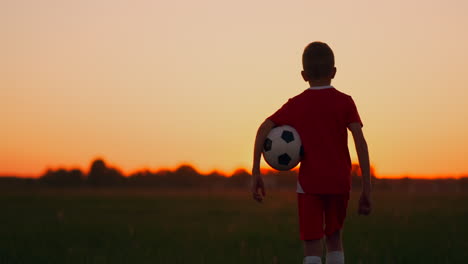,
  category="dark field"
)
[1,189,467,264]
